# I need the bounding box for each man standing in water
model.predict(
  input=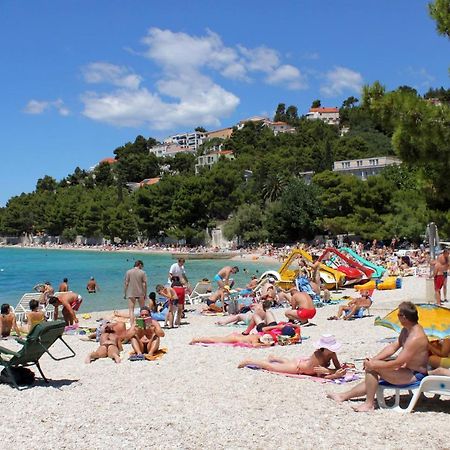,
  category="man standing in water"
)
[124,260,147,326]
[327,301,428,412]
